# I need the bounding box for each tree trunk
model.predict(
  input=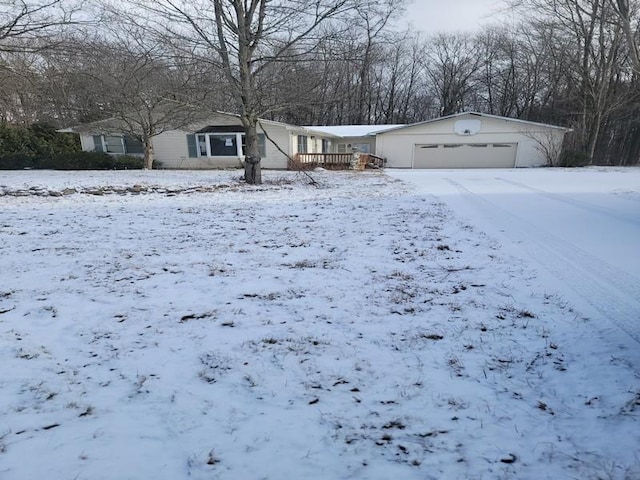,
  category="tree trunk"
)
[143,137,154,170]
[243,121,261,184]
